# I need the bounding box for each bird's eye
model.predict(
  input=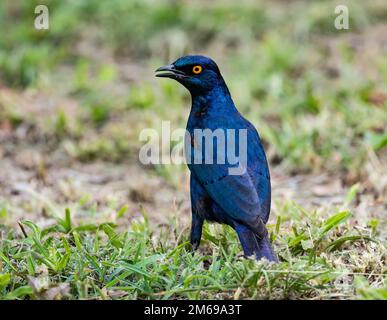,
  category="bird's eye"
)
[192,65,202,74]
